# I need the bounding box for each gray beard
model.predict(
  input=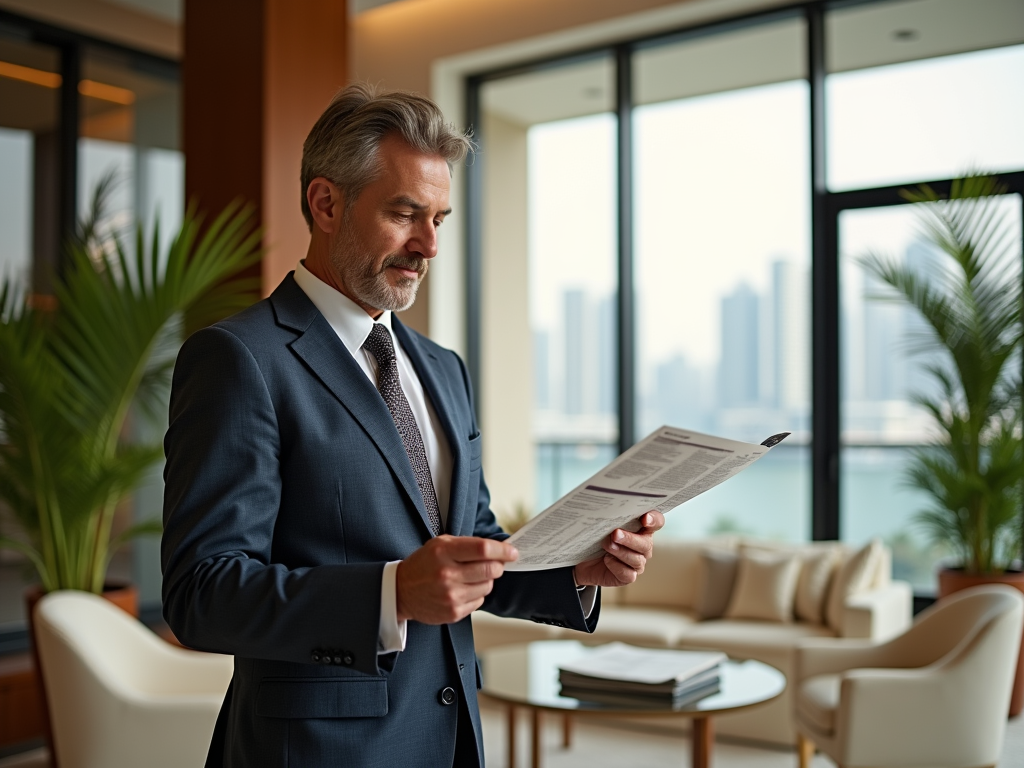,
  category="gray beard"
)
[331,240,425,313]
